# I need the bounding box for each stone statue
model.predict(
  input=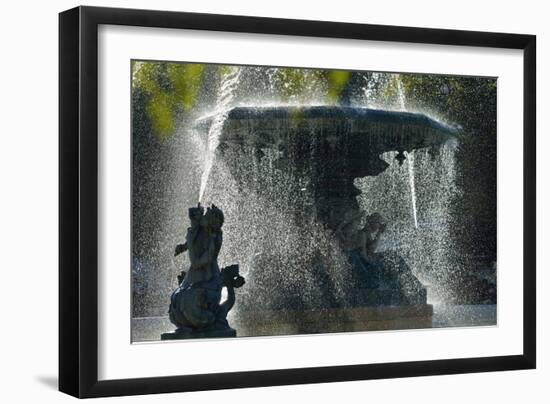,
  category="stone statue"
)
[359,212,386,259]
[333,209,386,259]
[161,203,245,340]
